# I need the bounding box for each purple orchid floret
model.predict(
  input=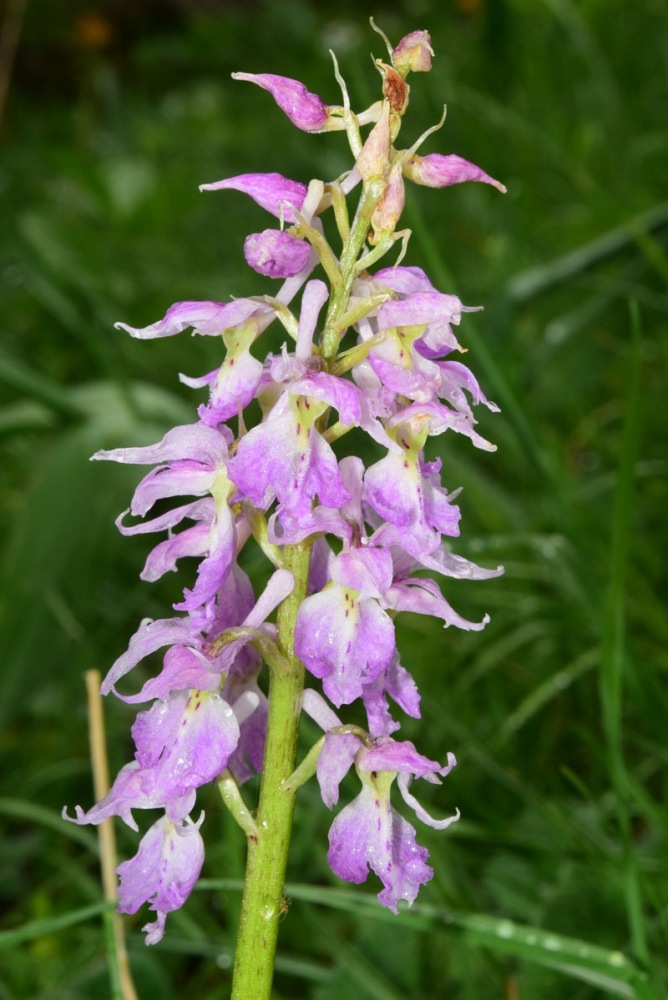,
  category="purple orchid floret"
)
[68,688,238,838]
[295,548,397,706]
[388,400,497,452]
[363,278,486,360]
[114,299,272,340]
[113,566,290,707]
[94,421,245,615]
[244,229,312,278]
[231,72,331,132]
[364,447,461,559]
[182,324,265,428]
[131,689,241,800]
[92,423,234,517]
[116,497,215,581]
[376,290,473,337]
[63,761,196,832]
[229,393,351,522]
[328,782,434,911]
[116,814,205,945]
[148,500,240,617]
[199,172,308,222]
[386,574,491,632]
[364,327,443,402]
[302,709,459,911]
